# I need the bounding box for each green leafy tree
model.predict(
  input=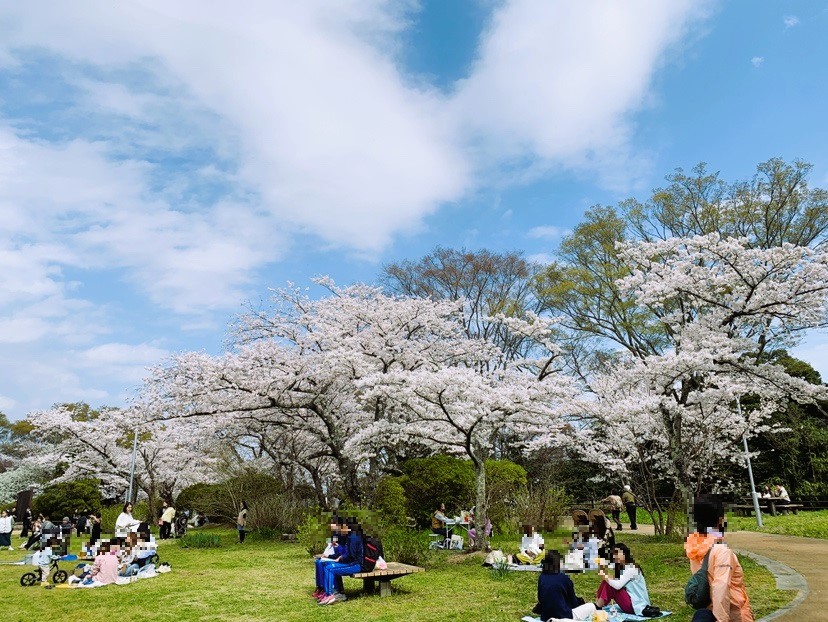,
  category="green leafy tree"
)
[32,478,102,520]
